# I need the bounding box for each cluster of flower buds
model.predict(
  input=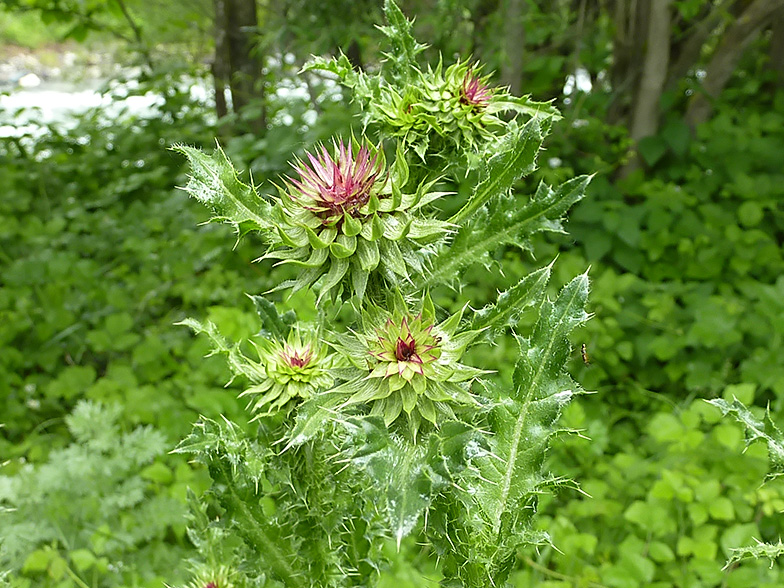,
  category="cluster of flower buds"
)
[185,565,235,588]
